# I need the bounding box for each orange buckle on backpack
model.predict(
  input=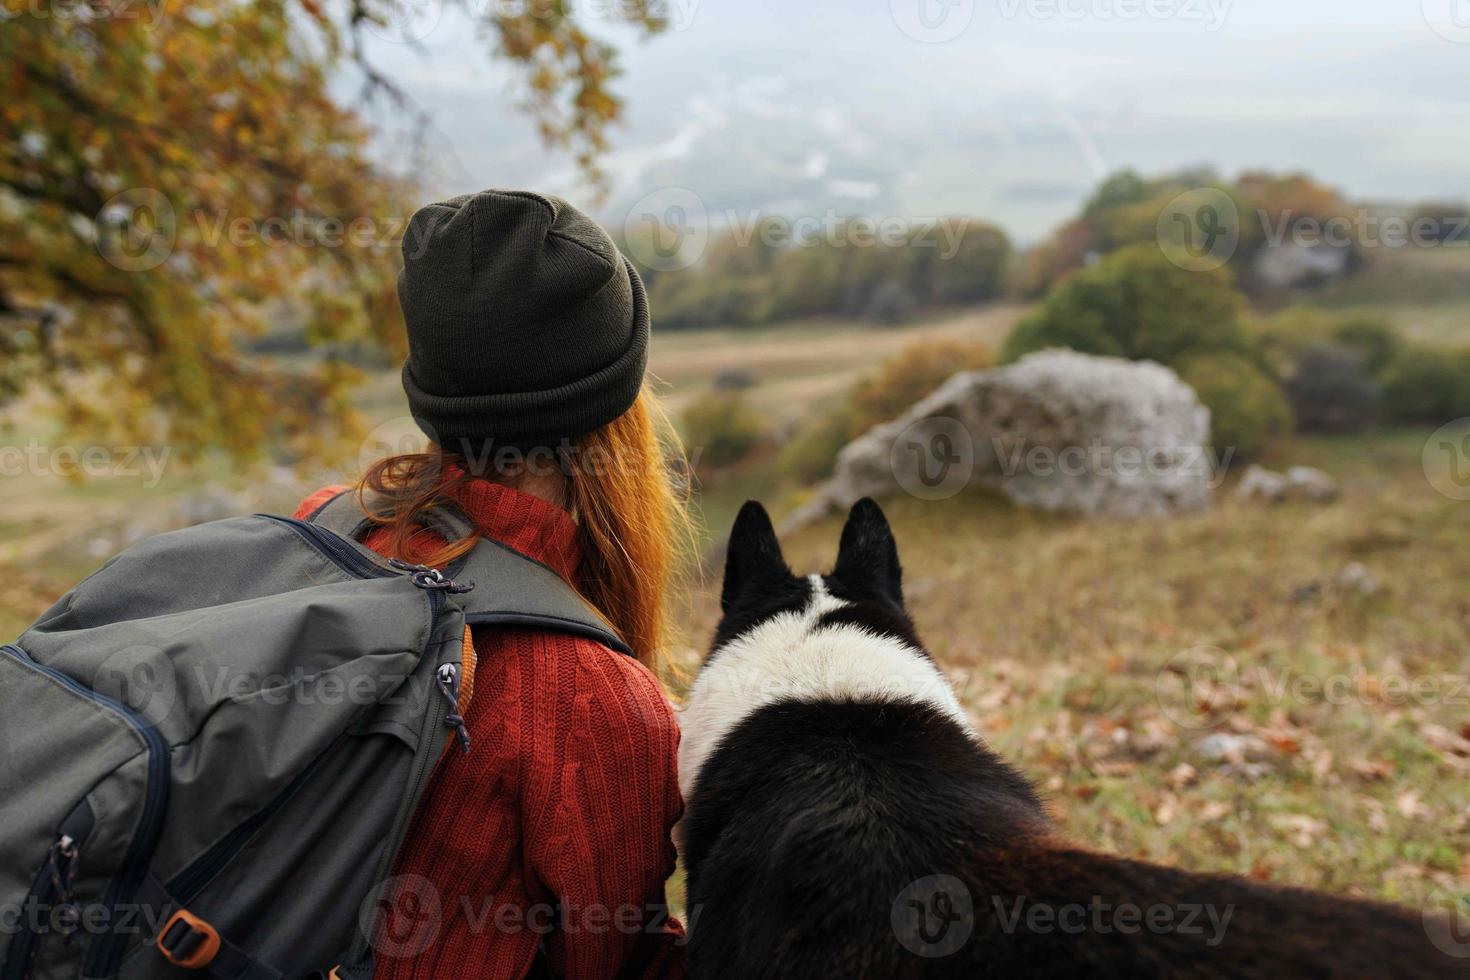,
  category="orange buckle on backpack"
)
[156,908,221,969]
